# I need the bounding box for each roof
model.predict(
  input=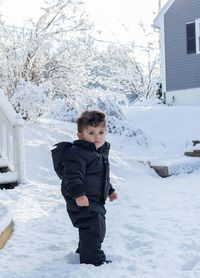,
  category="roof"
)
[153,0,176,28]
